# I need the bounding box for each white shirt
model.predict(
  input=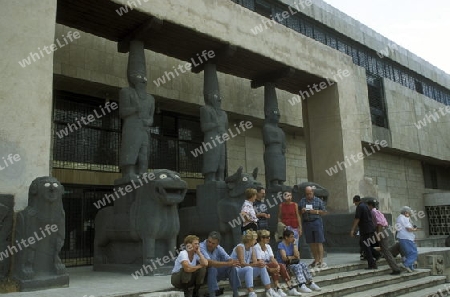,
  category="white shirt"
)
[171,250,199,273]
[396,214,415,241]
[254,243,274,263]
[230,243,254,264]
[241,200,258,226]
